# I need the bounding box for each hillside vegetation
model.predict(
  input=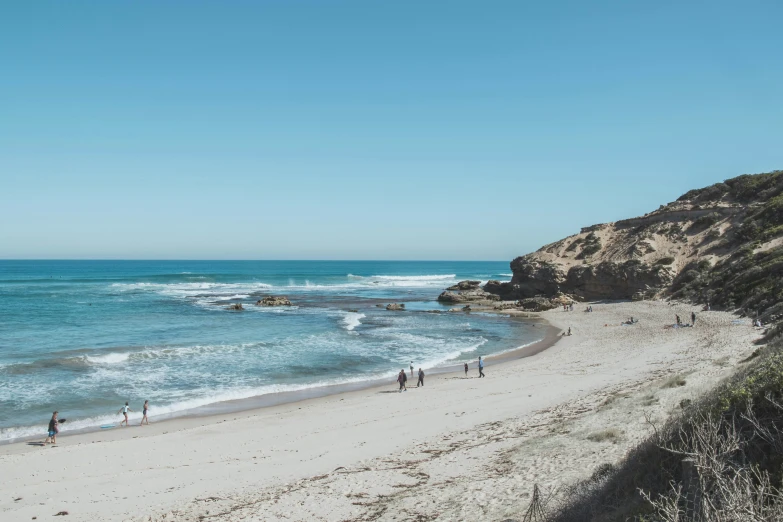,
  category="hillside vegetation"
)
[488,171,783,330]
